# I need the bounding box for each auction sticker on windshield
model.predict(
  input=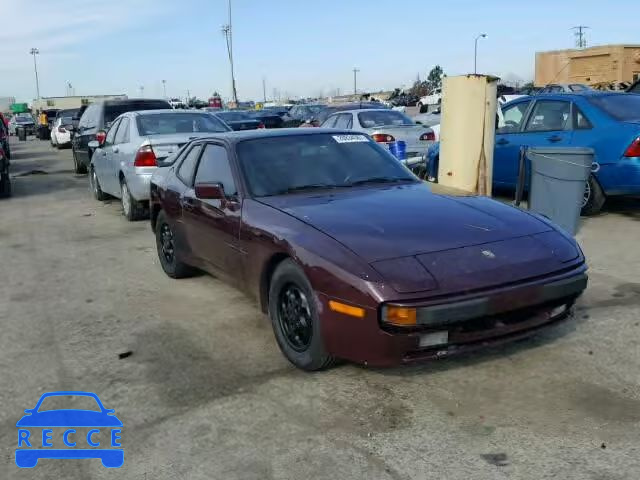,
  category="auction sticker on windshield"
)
[332,134,369,143]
